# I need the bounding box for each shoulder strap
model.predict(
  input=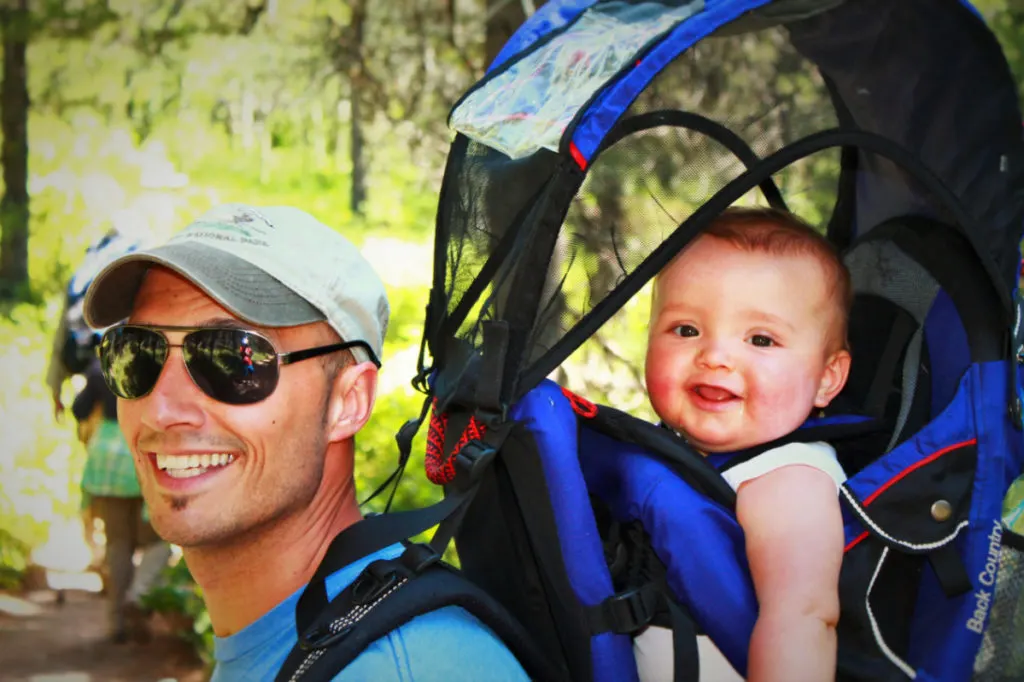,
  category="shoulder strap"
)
[719,415,886,473]
[275,543,563,682]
